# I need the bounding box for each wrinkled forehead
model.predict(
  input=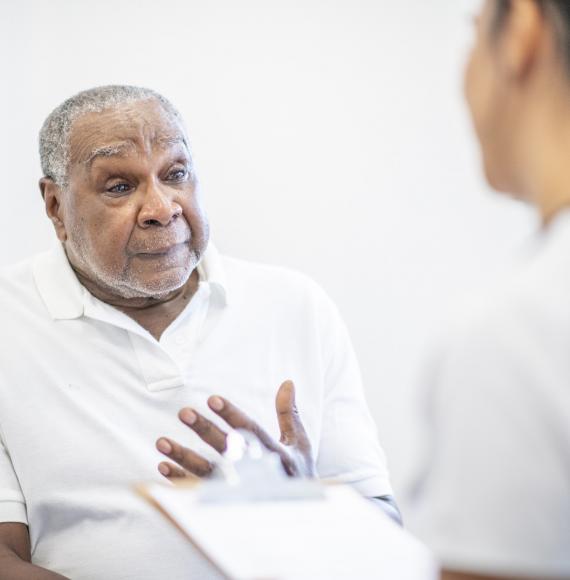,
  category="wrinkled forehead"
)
[68,99,190,168]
